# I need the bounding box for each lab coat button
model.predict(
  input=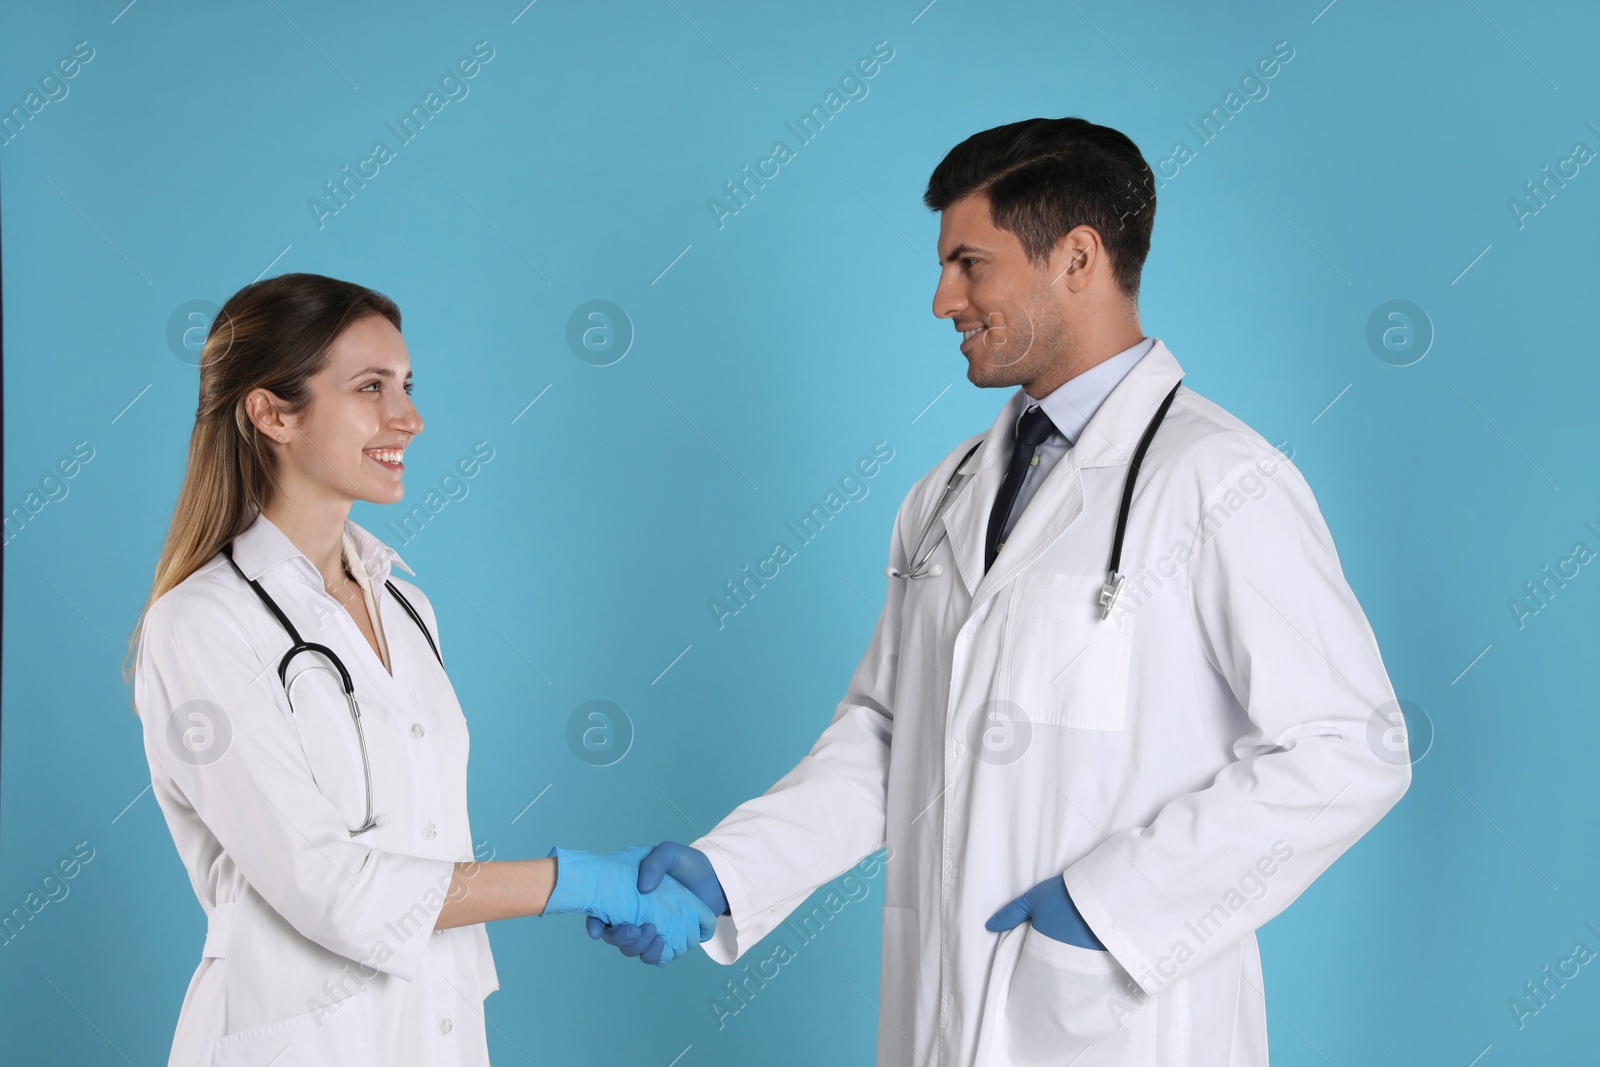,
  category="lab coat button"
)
[439,1017,453,1035]
[424,822,437,840]
[411,723,426,739]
